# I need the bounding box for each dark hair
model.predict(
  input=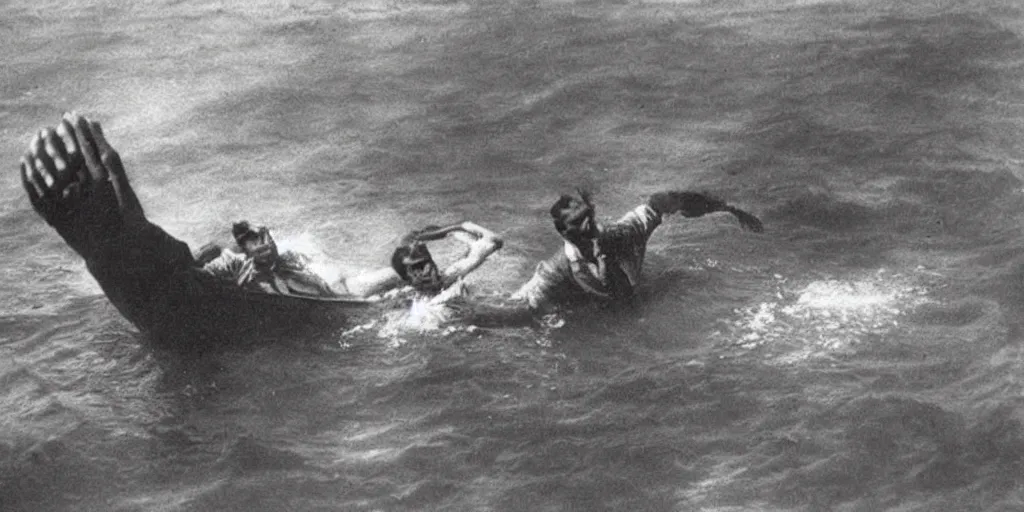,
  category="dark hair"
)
[391,246,412,281]
[550,189,594,232]
[391,224,447,280]
[390,242,433,281]
[232,221,259,245]
[397,225,444,247]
